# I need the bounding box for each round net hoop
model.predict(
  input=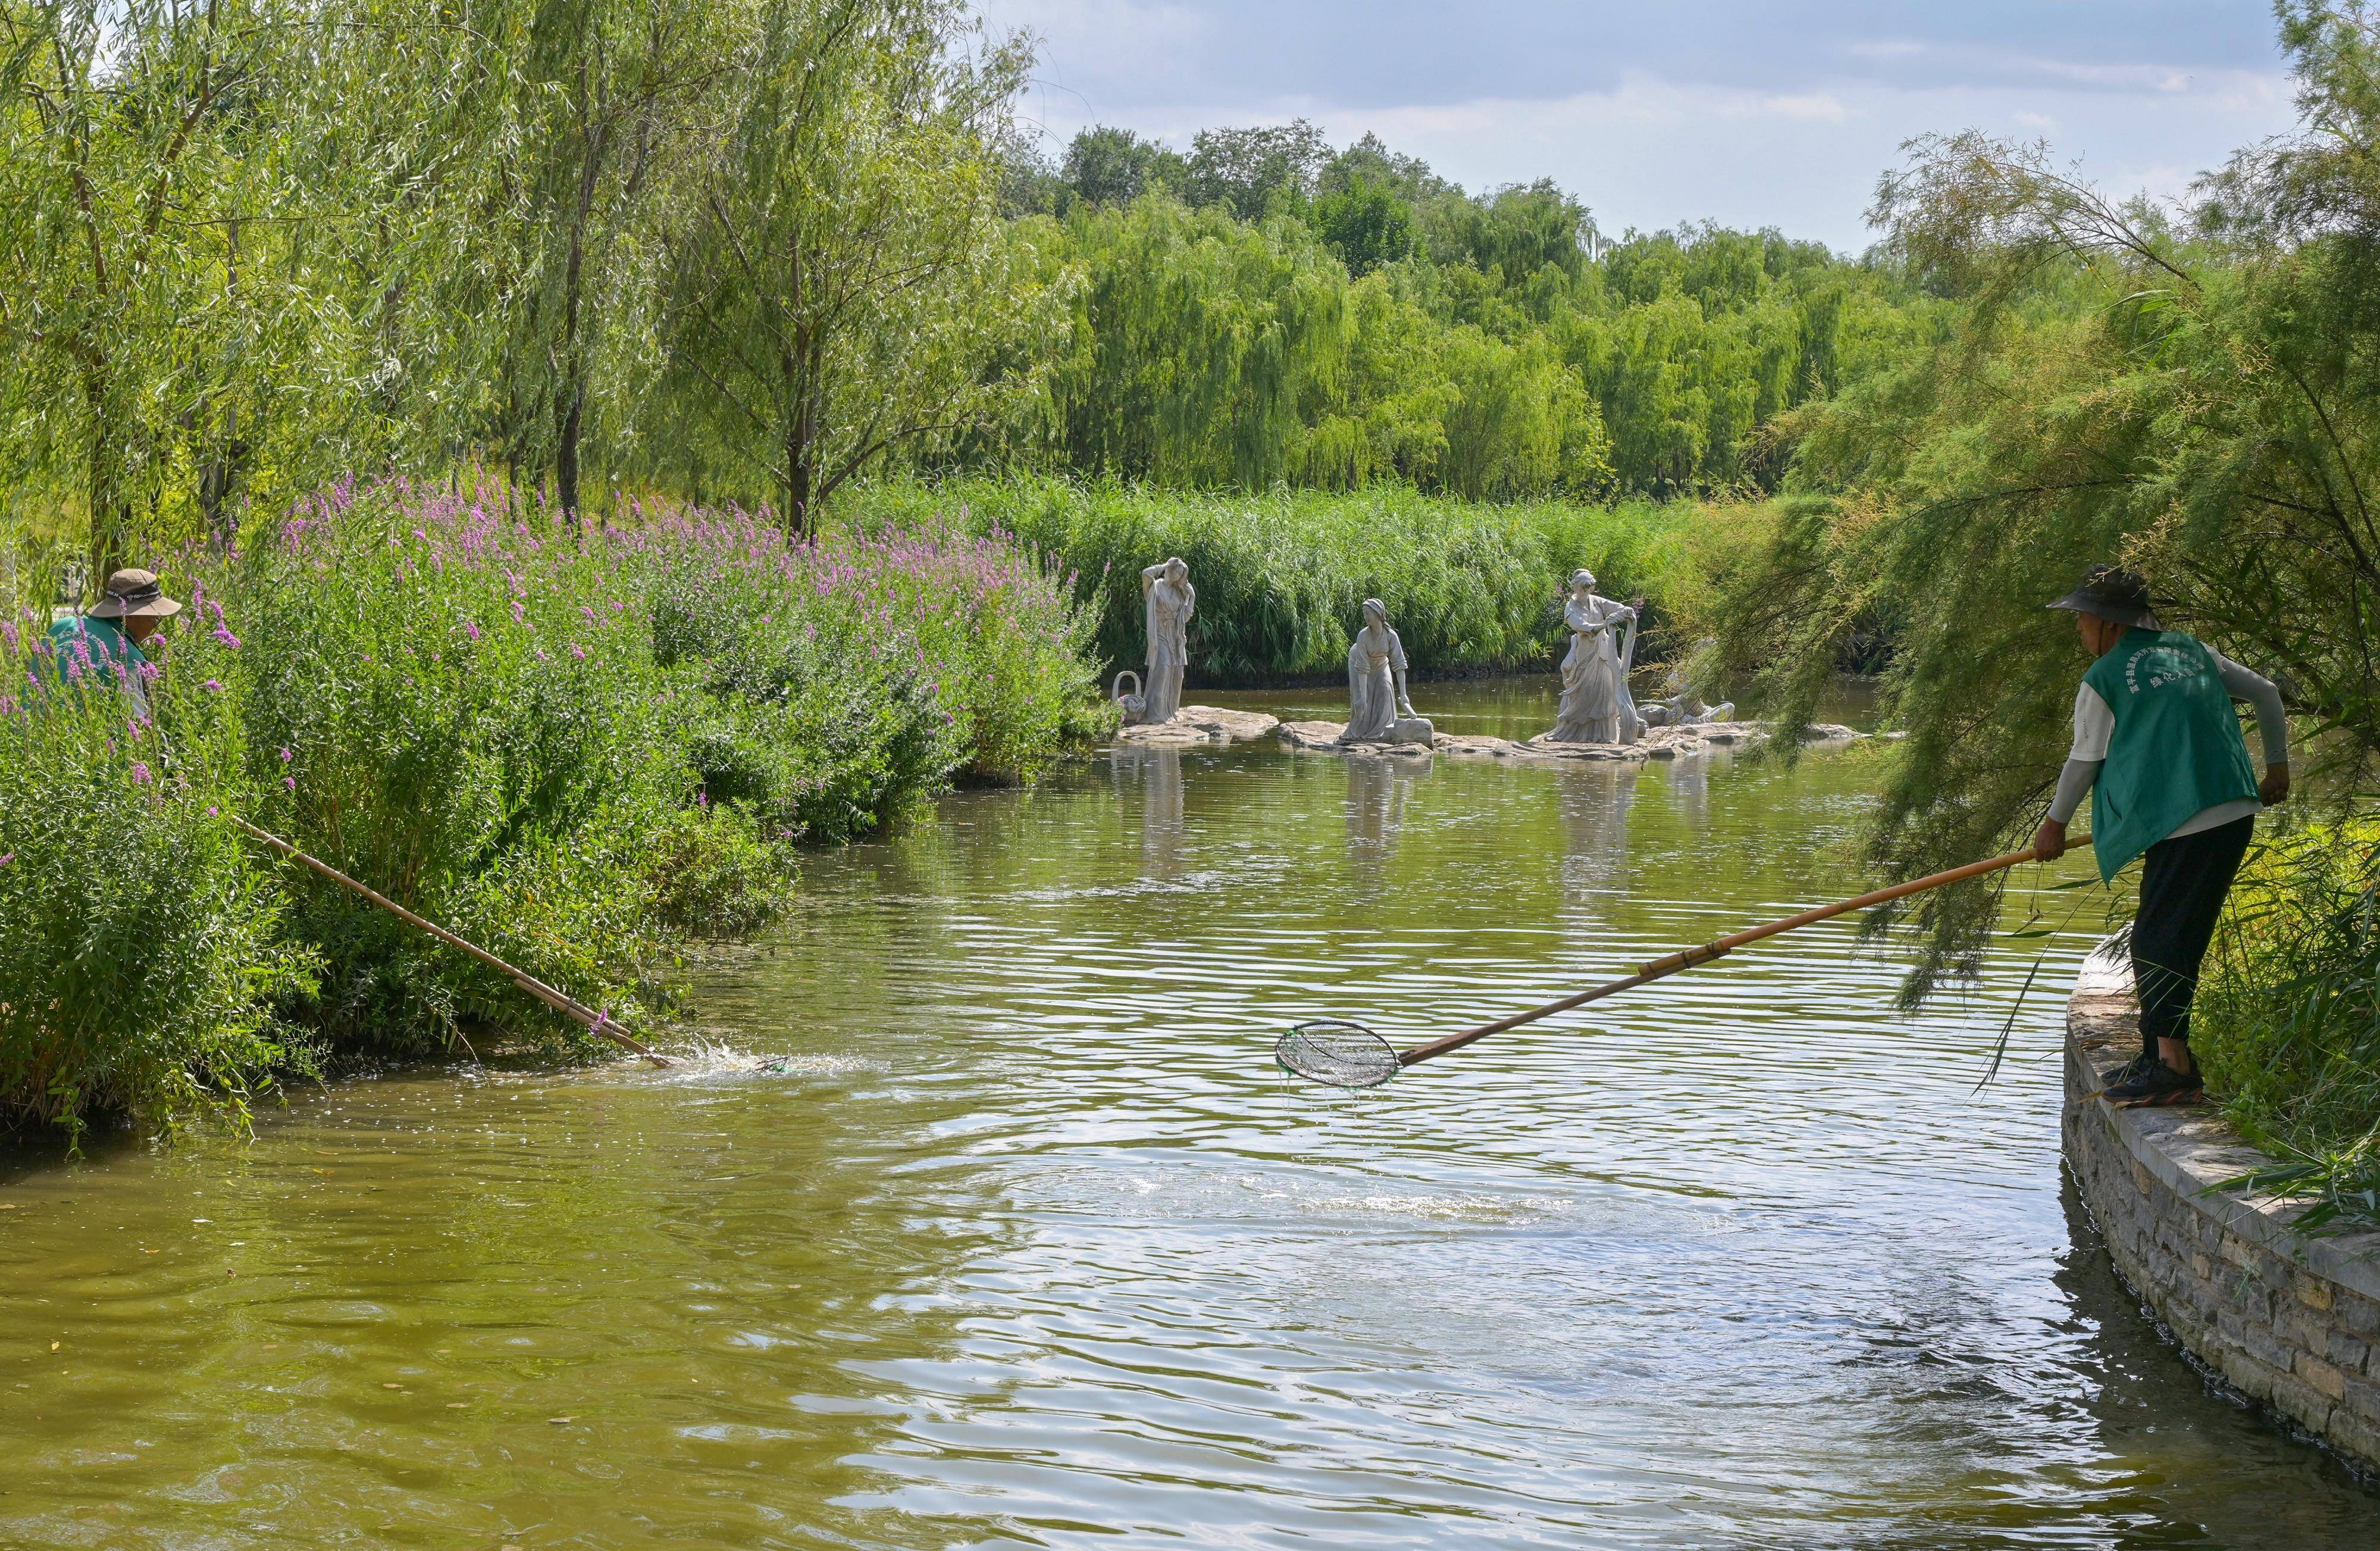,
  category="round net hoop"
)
[1276,1020,1400,1089]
